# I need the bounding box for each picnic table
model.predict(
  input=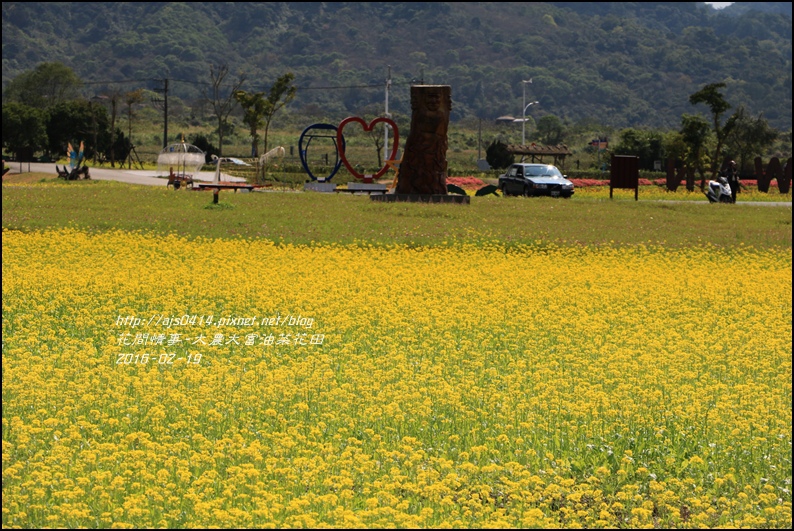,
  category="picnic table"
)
[196,182,258,192]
